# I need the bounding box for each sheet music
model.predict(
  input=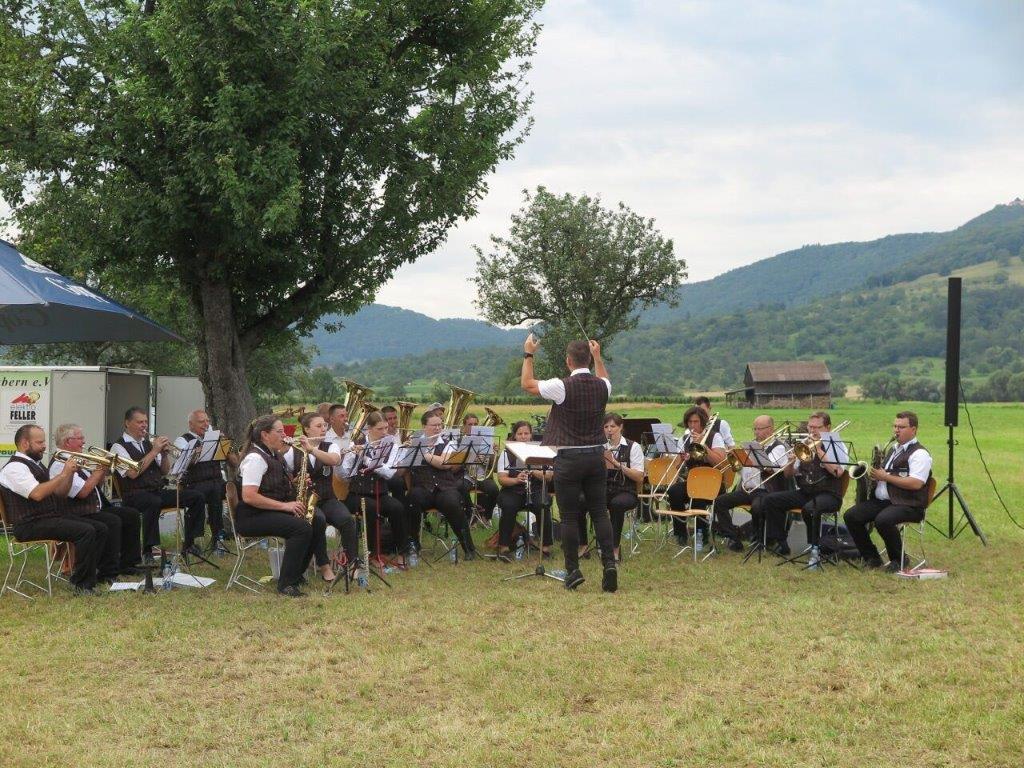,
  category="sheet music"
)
[819,431,850,467]
[197,430,222,463]
[169,440,198,477]
[505,441,557,464]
